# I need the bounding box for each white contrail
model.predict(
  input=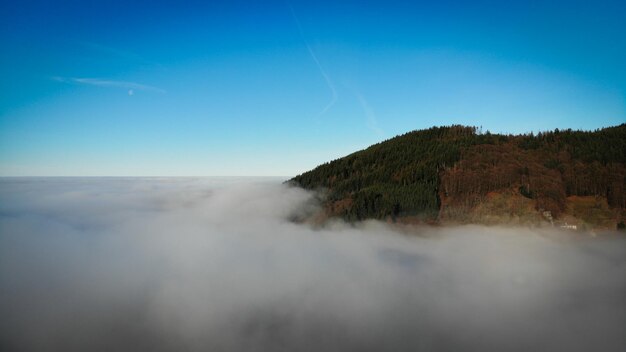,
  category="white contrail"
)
[355,92,384,137]
[287,3,337,116]
[52,76,166,94]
